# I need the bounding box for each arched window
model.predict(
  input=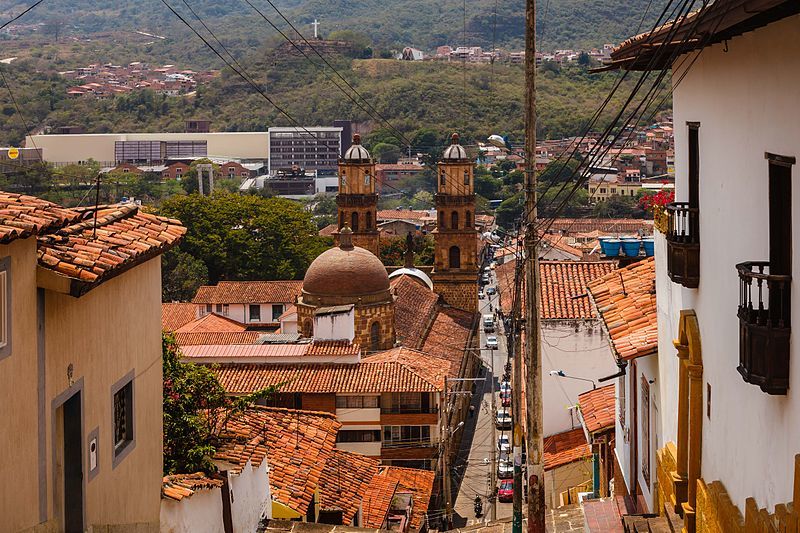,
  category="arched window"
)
[449,246,461,269]
[366,211,372,229]
[438,211,445,229]
[339,211,345,229]
[465,210,472,228]
[440,172,446,186]
[463,170,470,185]
[370,322,381,351]
[351,212,359,232]
[302,319,312,338]
[364,171,371,186]
[451,211,459,230]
